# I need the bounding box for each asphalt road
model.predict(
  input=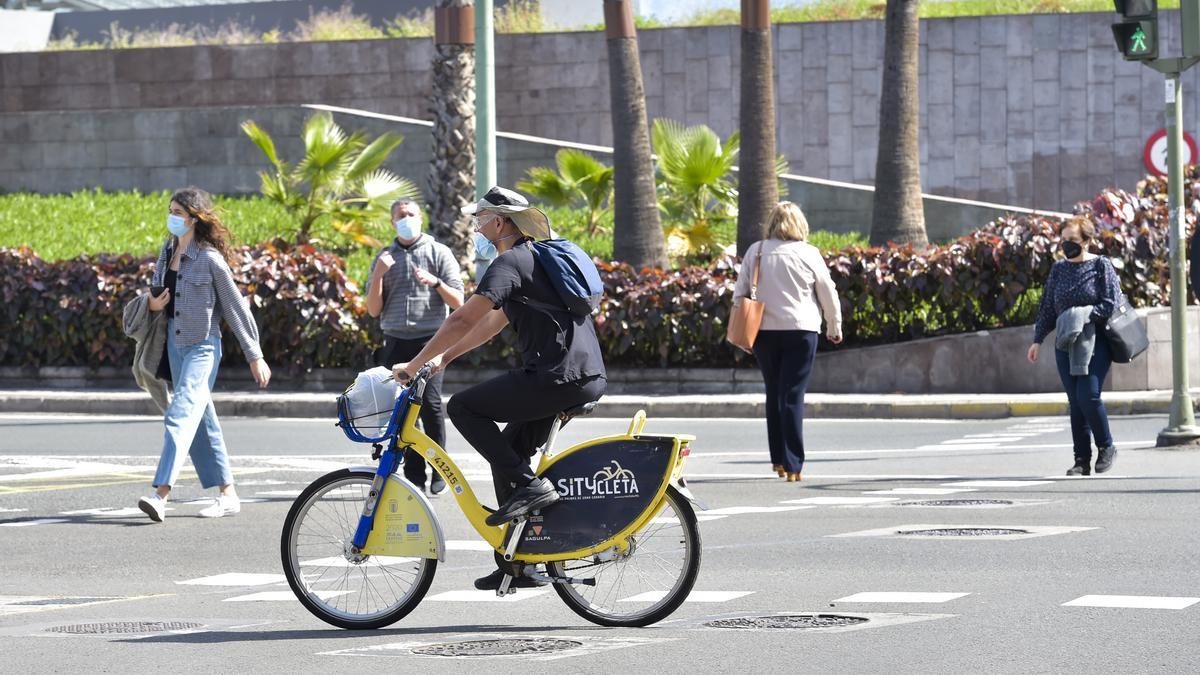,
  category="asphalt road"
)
[1,412,1198,673]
